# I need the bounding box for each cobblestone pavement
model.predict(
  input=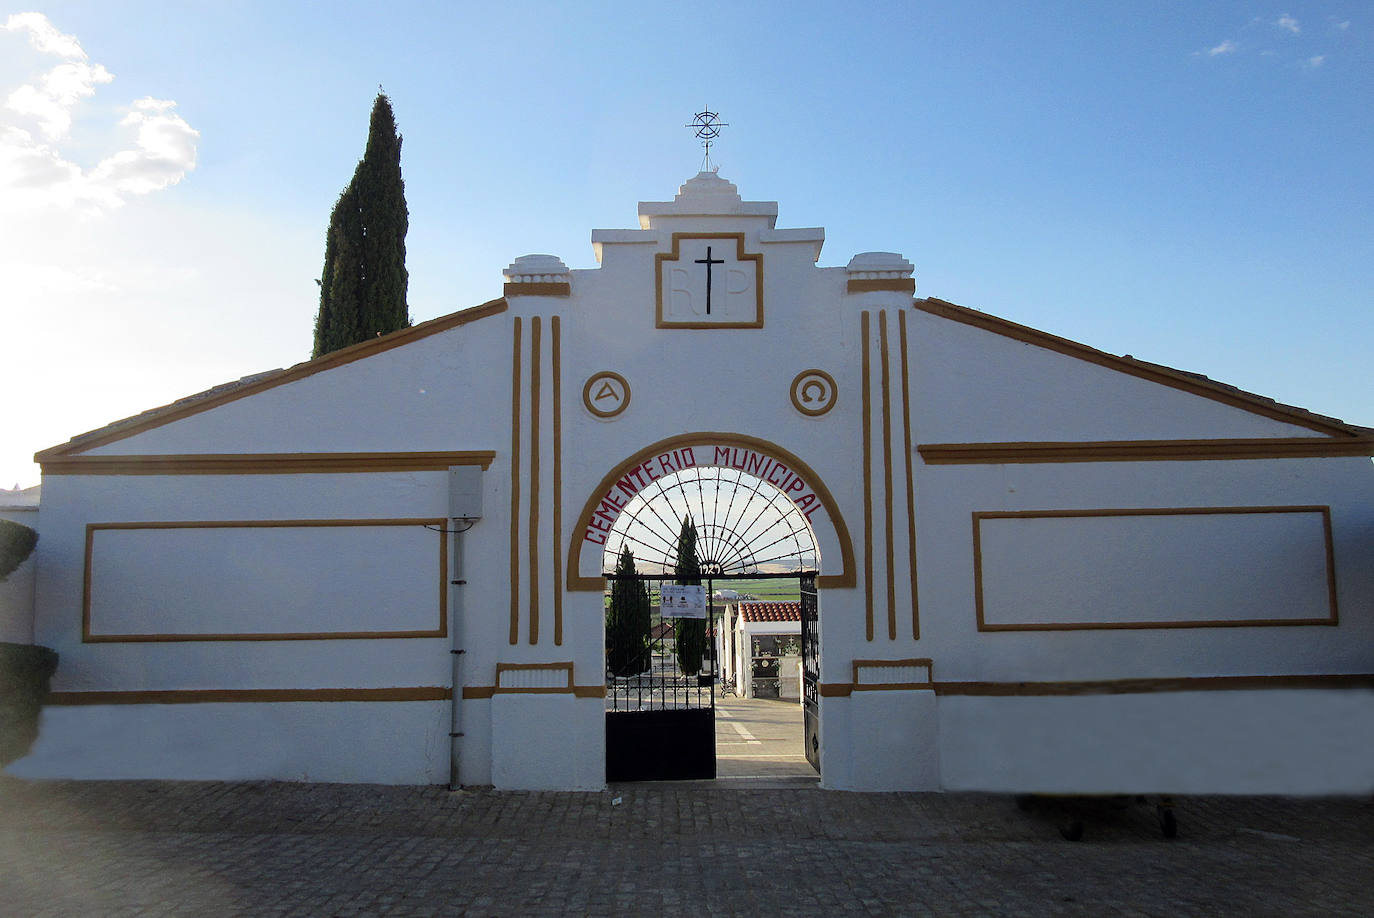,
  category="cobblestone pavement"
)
[2,777,1371,917]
